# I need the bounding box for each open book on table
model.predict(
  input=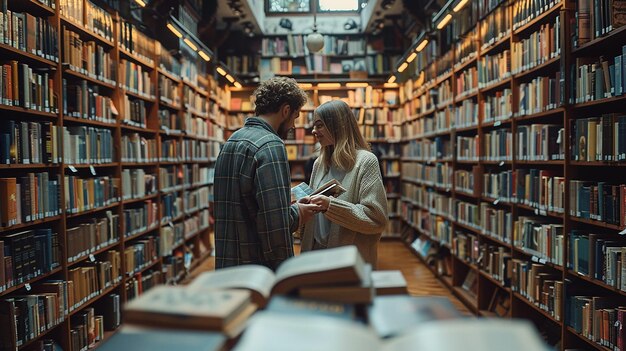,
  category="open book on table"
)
[233,313,550,351]
[187,245,368,307]
[291,178,346,201]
